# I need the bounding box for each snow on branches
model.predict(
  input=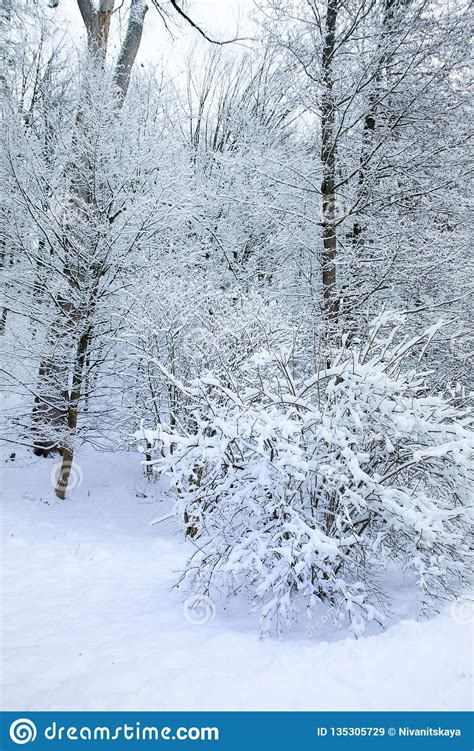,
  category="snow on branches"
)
[139,316,473,636]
